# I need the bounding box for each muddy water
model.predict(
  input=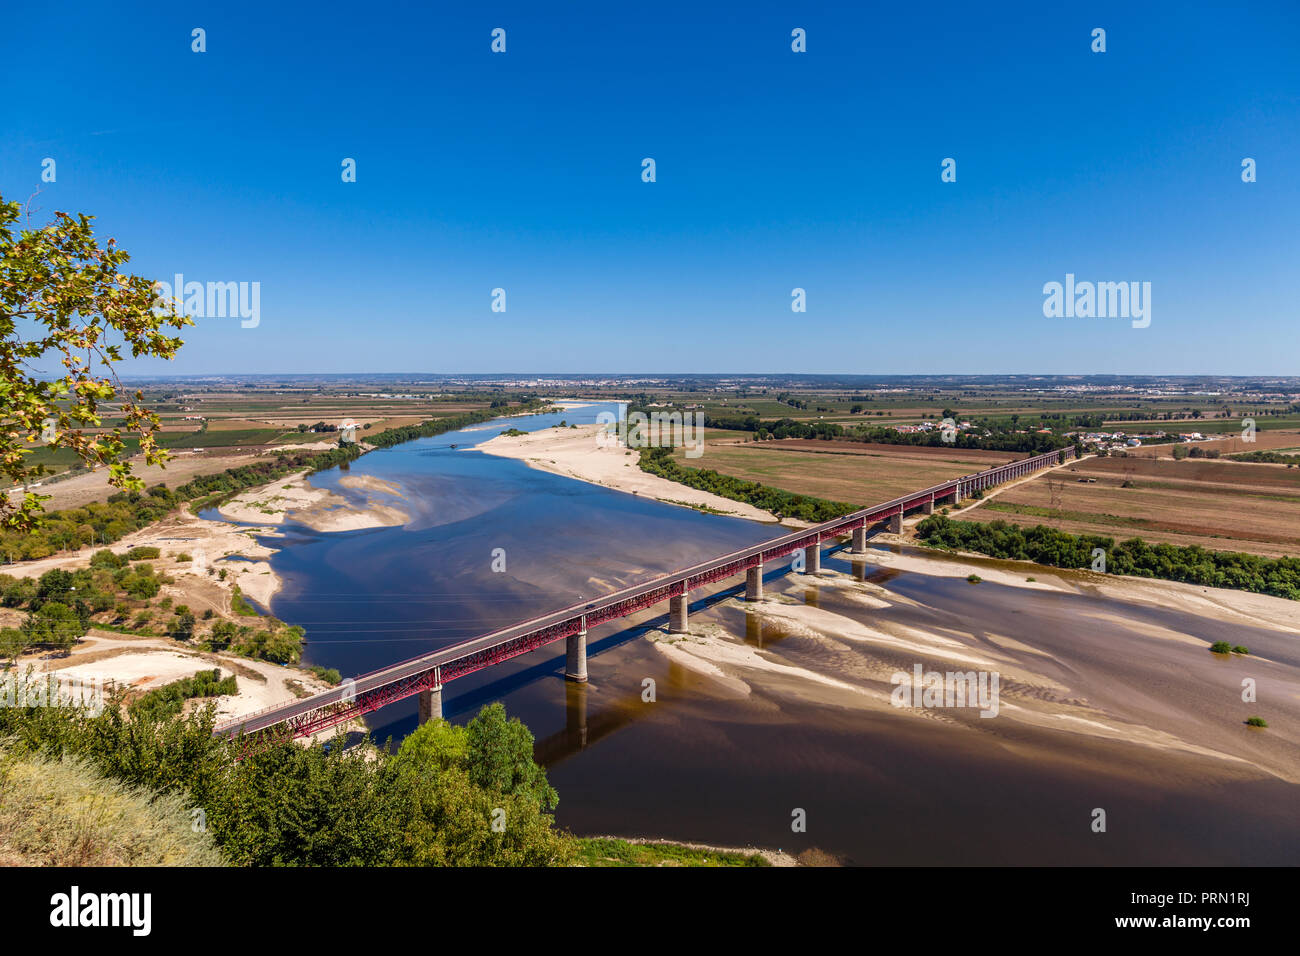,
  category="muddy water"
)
[246,405,1300,865]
